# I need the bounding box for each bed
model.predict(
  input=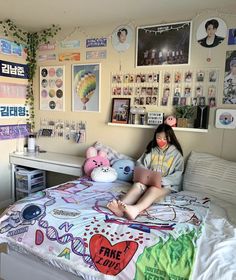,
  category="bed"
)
[0,150,236,280]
